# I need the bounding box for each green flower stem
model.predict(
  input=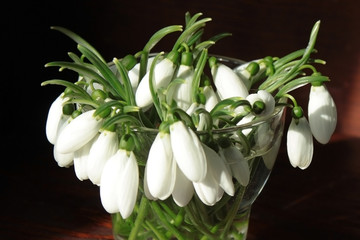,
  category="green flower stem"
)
[144,220,167,240]
[219,186,246,239]
[184,203,214,238]
[150,201,185,240]
[129,196,150,240]
[259,21,321,92]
